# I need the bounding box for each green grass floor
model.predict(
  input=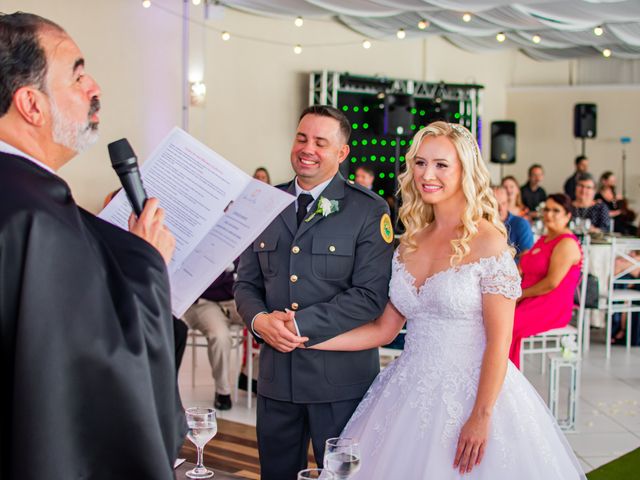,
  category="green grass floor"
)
[587,448,640,479]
